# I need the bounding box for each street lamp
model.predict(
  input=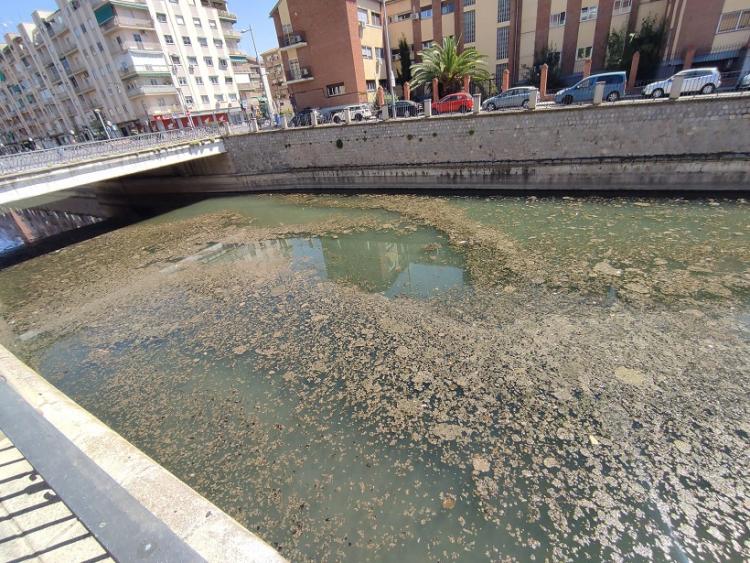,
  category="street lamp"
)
[94,108,111,140]
[381,0,397,119]
[240,25,276,119]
